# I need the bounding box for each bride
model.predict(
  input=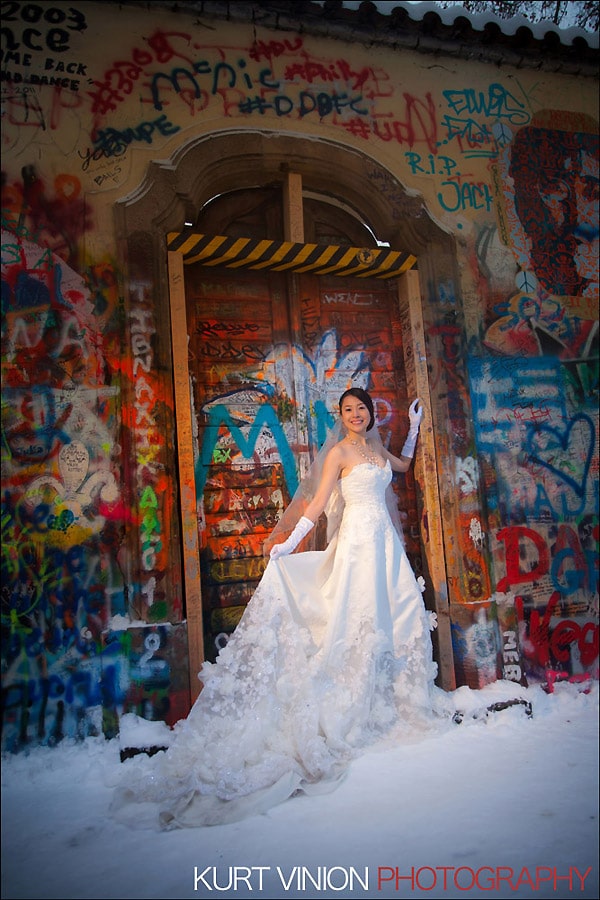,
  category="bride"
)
[112,388,444,828]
